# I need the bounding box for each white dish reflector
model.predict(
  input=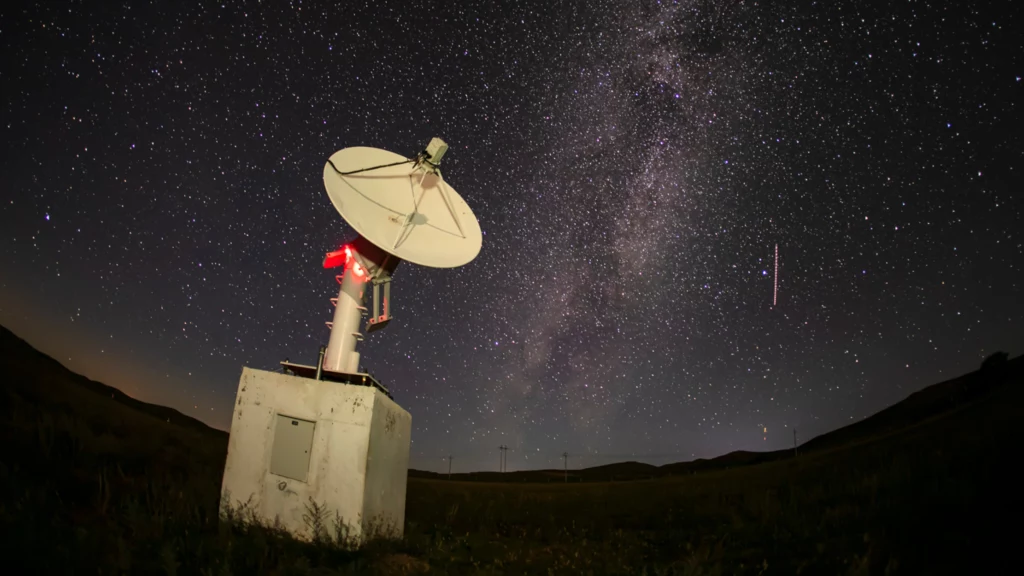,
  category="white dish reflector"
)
[323,146,482,269]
